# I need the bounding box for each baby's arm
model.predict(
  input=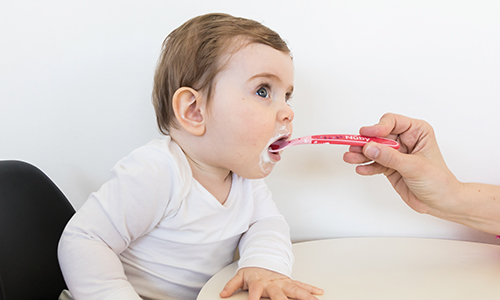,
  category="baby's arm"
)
[58,152,172,299]
[220,181,323,299]
[58,203,143,299]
